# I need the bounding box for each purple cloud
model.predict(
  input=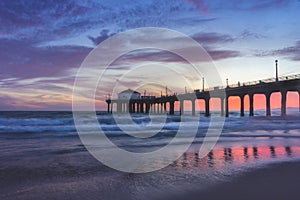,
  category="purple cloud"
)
[88,29,116,46]
[0,38,91,79]
[104,31,240,63]
[191,32,234,46]
[274,41,300,61]
[0,1,97,41]
[0,0,214,44]
[238,30,266,40]
[234,0,289,11]
[195,0,290,12]
[0,94,72,111]
[110,48,240,64]
[255,40,300,61]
